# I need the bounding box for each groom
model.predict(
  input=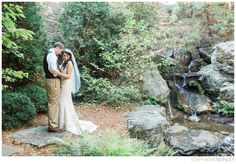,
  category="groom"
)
[43,42,64,133]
